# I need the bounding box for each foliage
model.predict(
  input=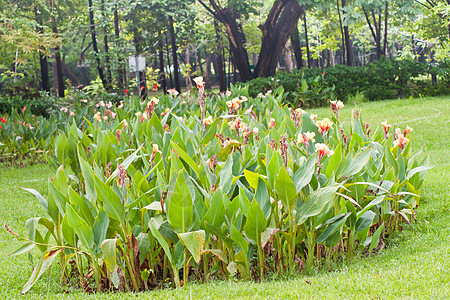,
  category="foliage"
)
[3,85,430,293]
[244,59,450,106]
